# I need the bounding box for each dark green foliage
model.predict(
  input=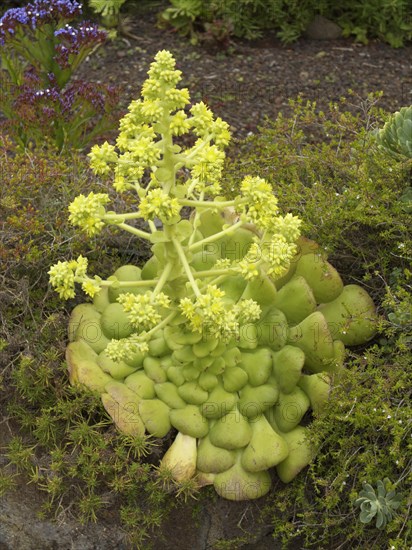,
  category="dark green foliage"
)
[160,0,412,47]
